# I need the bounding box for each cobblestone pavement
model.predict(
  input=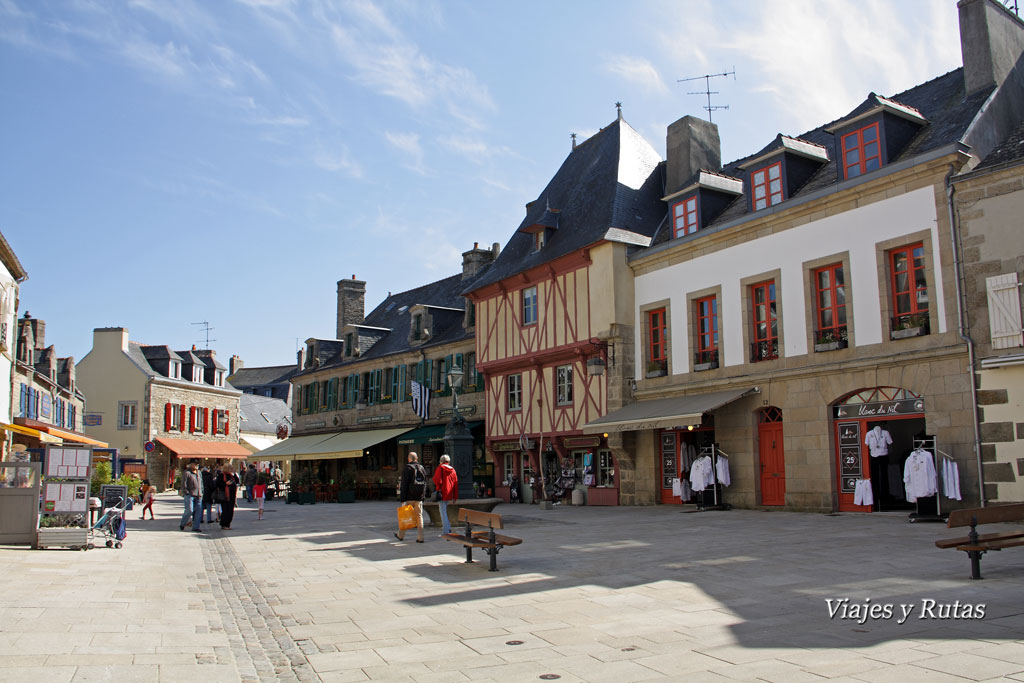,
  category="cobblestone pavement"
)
[1,493,1023,682]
